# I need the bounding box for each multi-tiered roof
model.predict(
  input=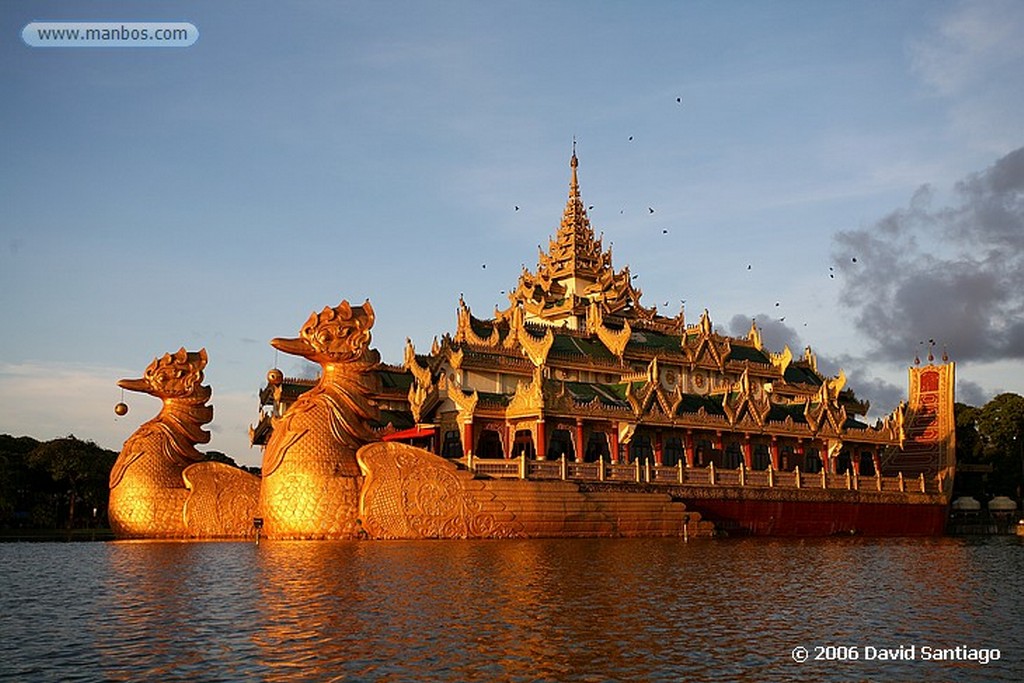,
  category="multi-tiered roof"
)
[401,153,899,457]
